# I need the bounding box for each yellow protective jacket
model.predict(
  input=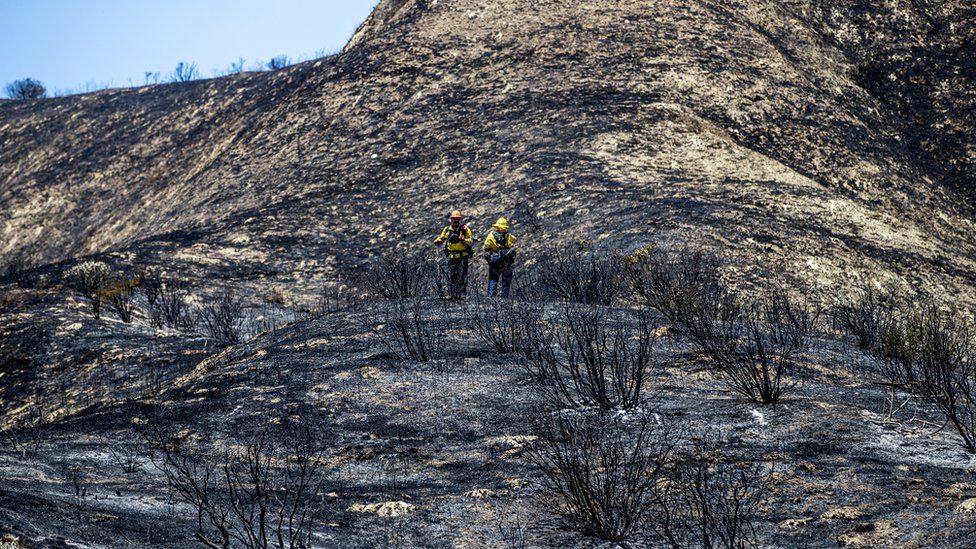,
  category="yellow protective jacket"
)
[435,225,474,258]
[483,230,516,254]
